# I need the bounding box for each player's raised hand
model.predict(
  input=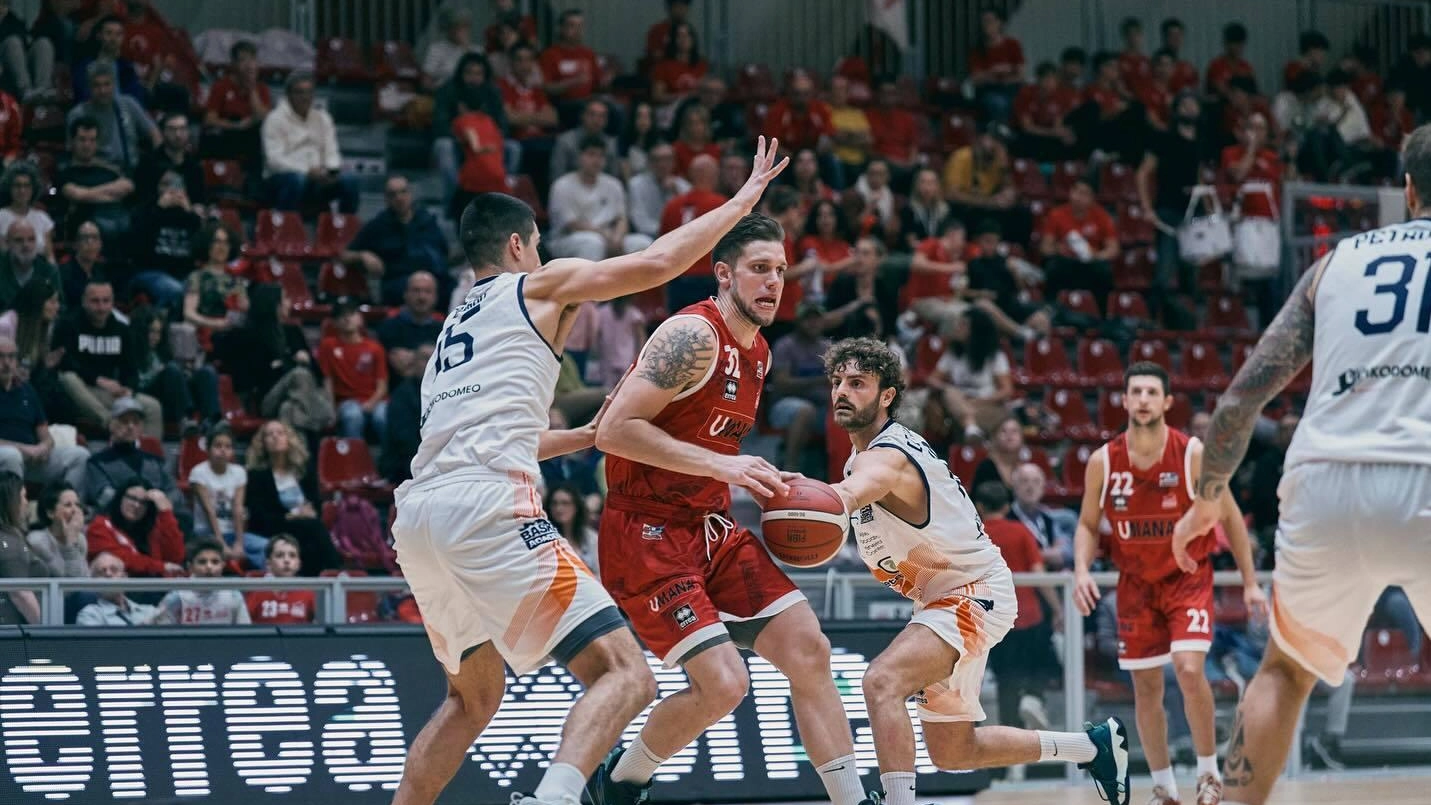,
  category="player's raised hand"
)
[1172,497,1220,574]
[717,454,790,500]
[1072,569,1101,617]
[733,136,790,209]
